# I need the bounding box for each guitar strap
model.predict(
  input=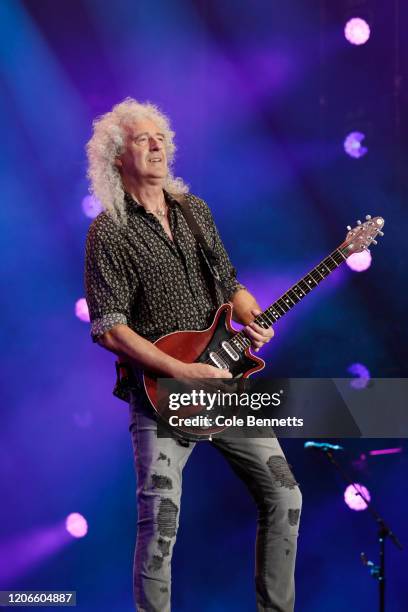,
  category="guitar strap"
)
[171,193,225,303]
